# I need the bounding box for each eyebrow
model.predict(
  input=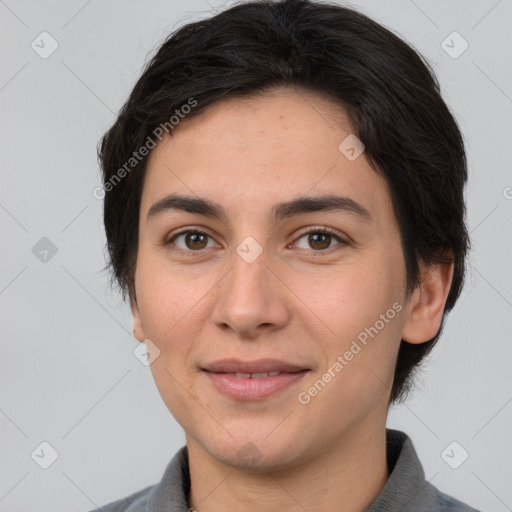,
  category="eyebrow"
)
[146,193,372,223]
